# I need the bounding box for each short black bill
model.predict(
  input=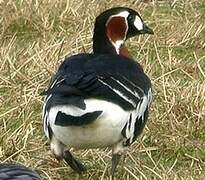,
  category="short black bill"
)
[141,23,154,34]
